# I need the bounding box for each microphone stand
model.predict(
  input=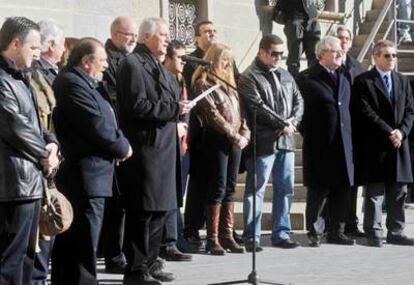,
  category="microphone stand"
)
[204,65,290,285]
